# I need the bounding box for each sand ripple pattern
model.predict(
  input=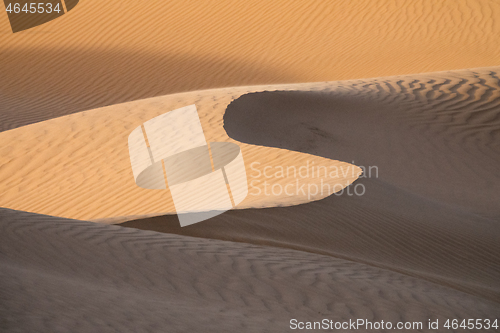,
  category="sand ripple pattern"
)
[120,67,500,308]
[1,208,499,332]
[1,0,500,132]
